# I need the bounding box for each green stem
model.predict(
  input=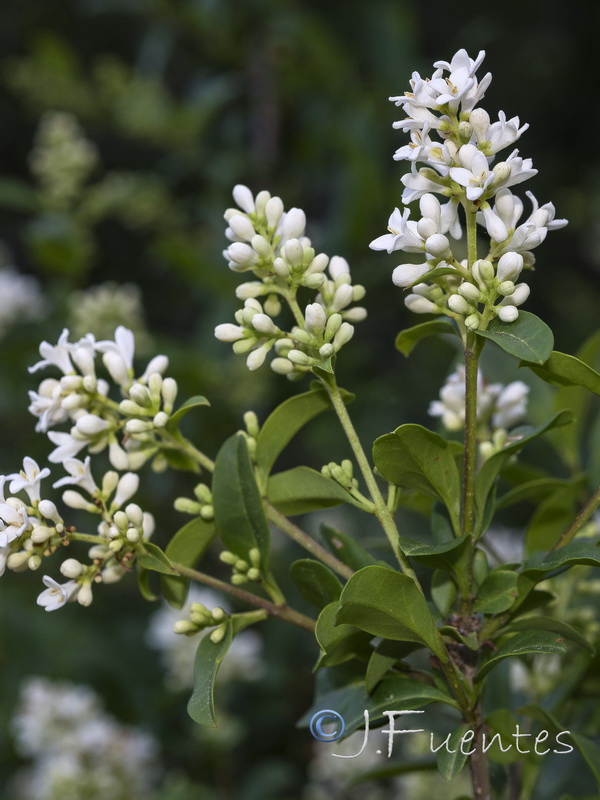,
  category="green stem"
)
[286,292,307,329]
[320,375,420,586]
[164,434,215,473]
[172,562,316,632]
[69,532,106,545]
[264,500,354,579]
[549,483,600,553]
[462,332,482,540]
